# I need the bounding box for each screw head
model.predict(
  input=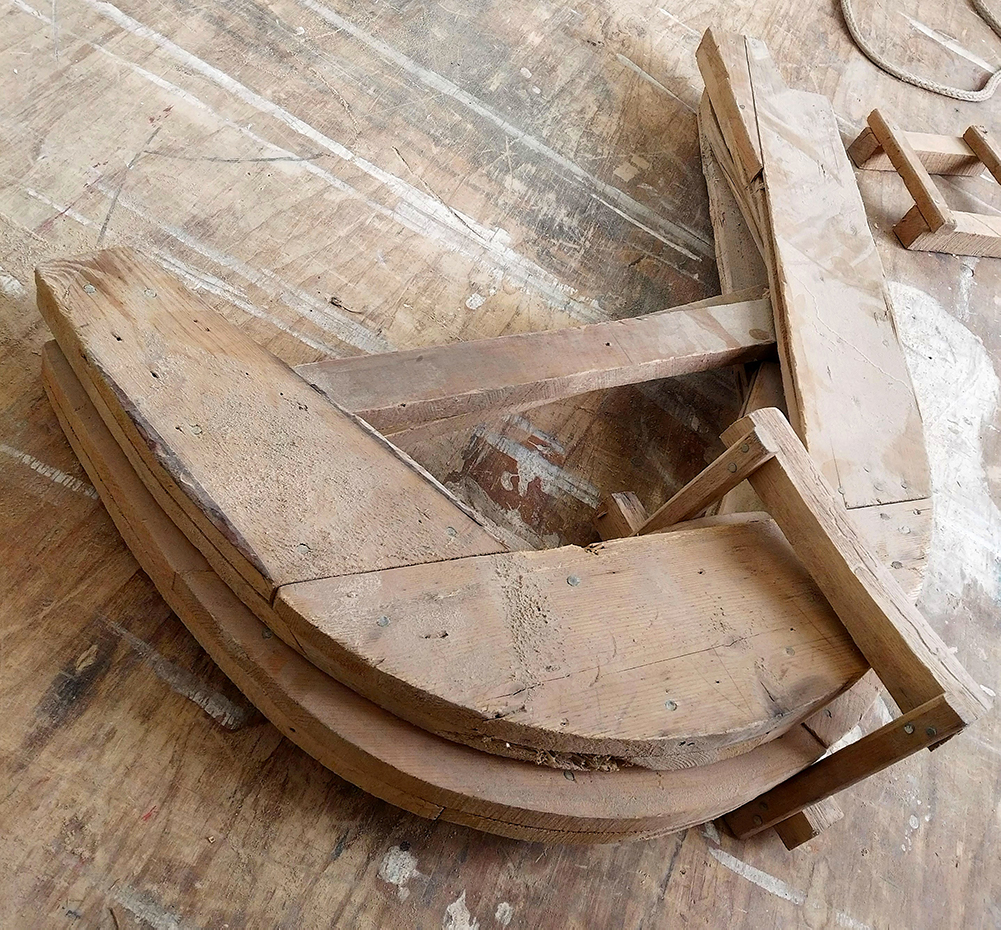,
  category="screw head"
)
[665,699,678,711]
[903,723,915,734]
[740,443,750,453]
[727,462,738,473]
[377,615,390,627]
[925,726,938,738]
[567,575,581,587]
[144,287,157,298]
[752,814,763,826]
[83,284,96,294]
